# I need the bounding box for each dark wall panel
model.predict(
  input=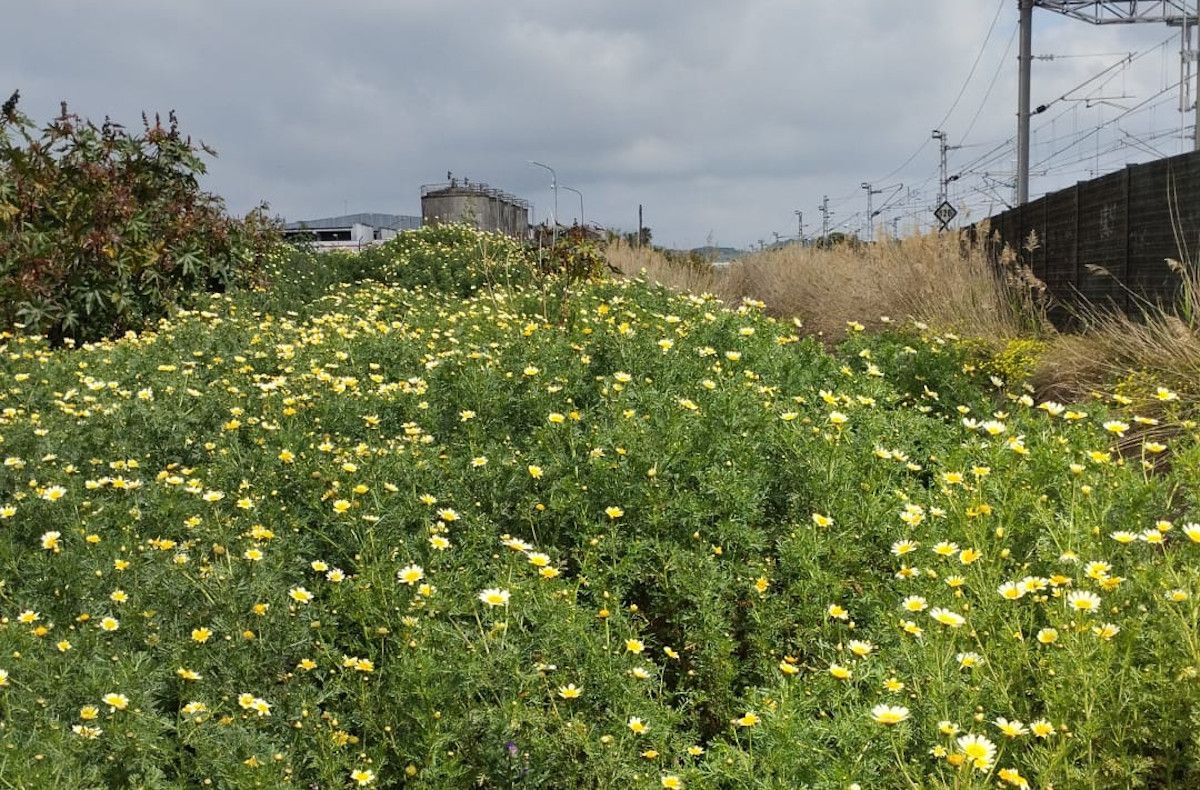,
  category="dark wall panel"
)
[978,150,1200,322]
